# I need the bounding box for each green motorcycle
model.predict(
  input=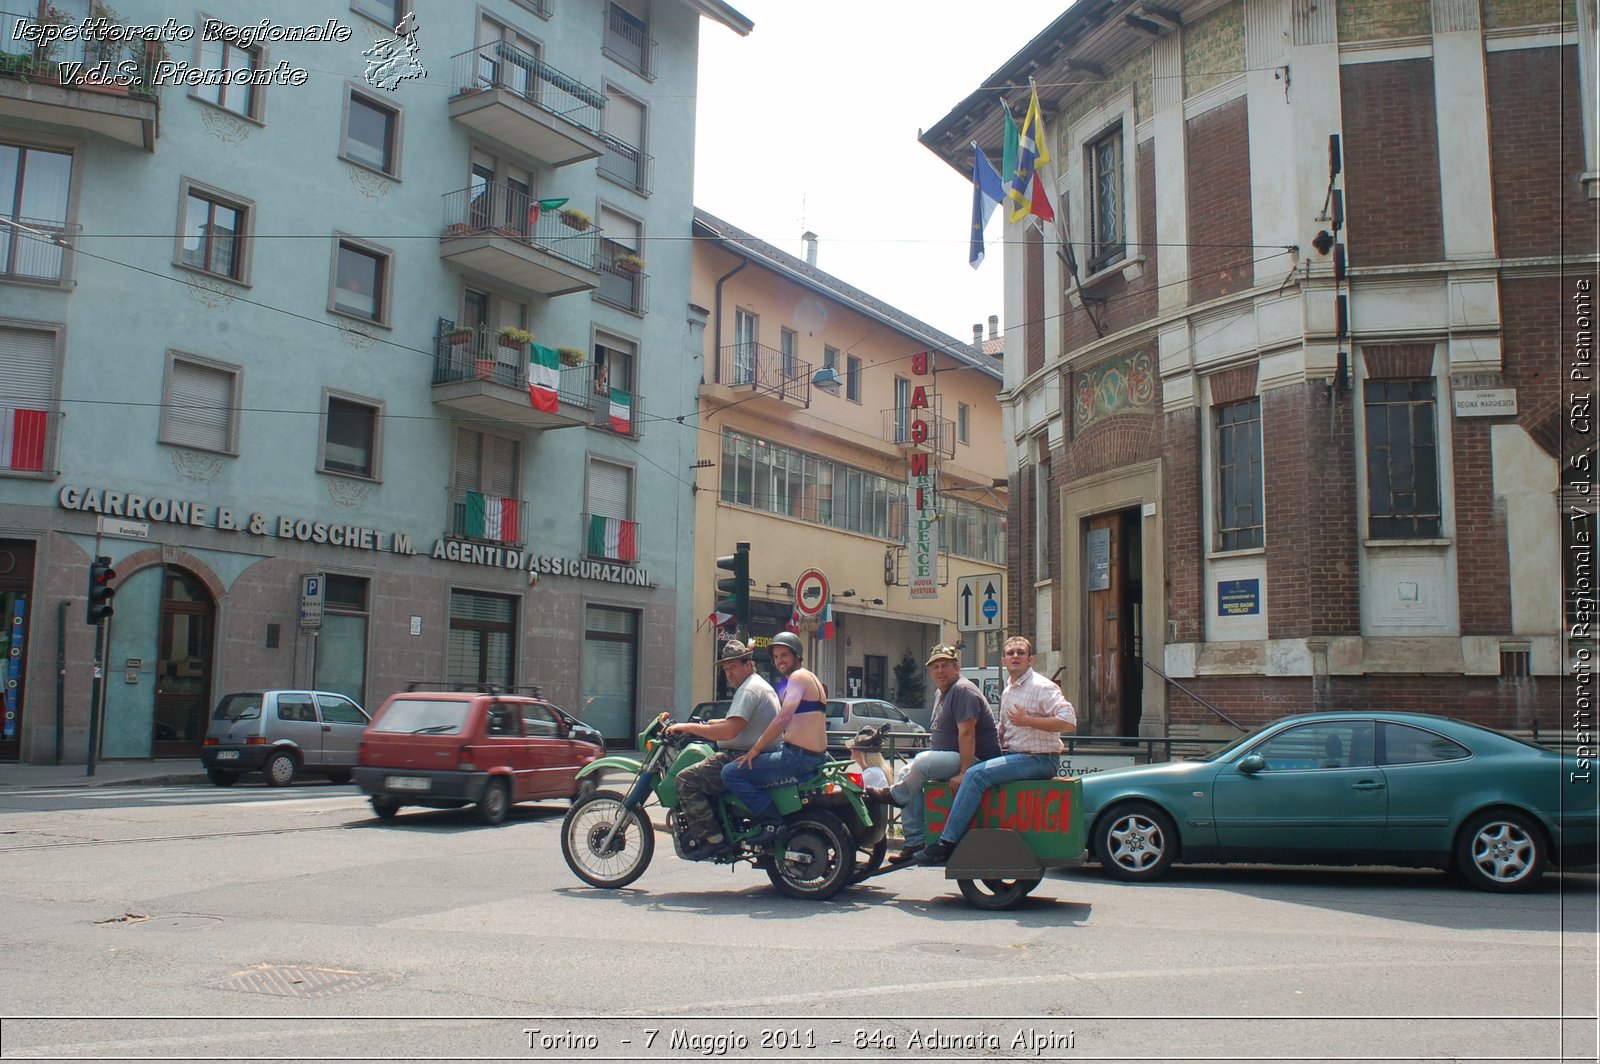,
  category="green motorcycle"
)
[560,712,888,900]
